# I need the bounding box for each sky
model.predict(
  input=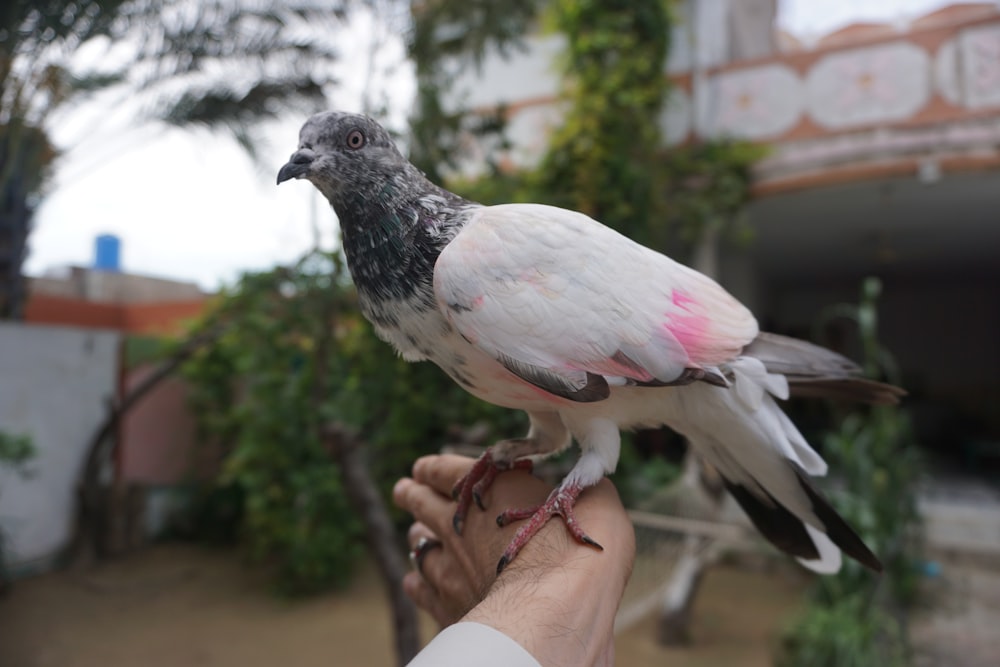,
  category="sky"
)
[24,0,974,291]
